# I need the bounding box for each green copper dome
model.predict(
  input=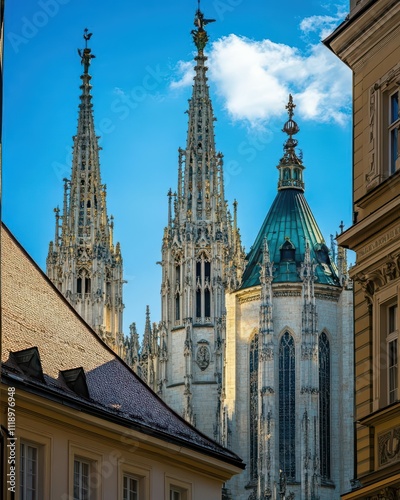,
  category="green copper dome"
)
[240,96,340,289]
[241,189,340,288]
